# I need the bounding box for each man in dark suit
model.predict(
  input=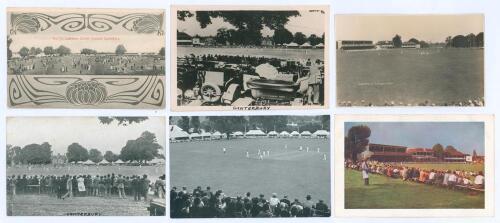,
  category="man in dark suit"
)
[141,174,150,202]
